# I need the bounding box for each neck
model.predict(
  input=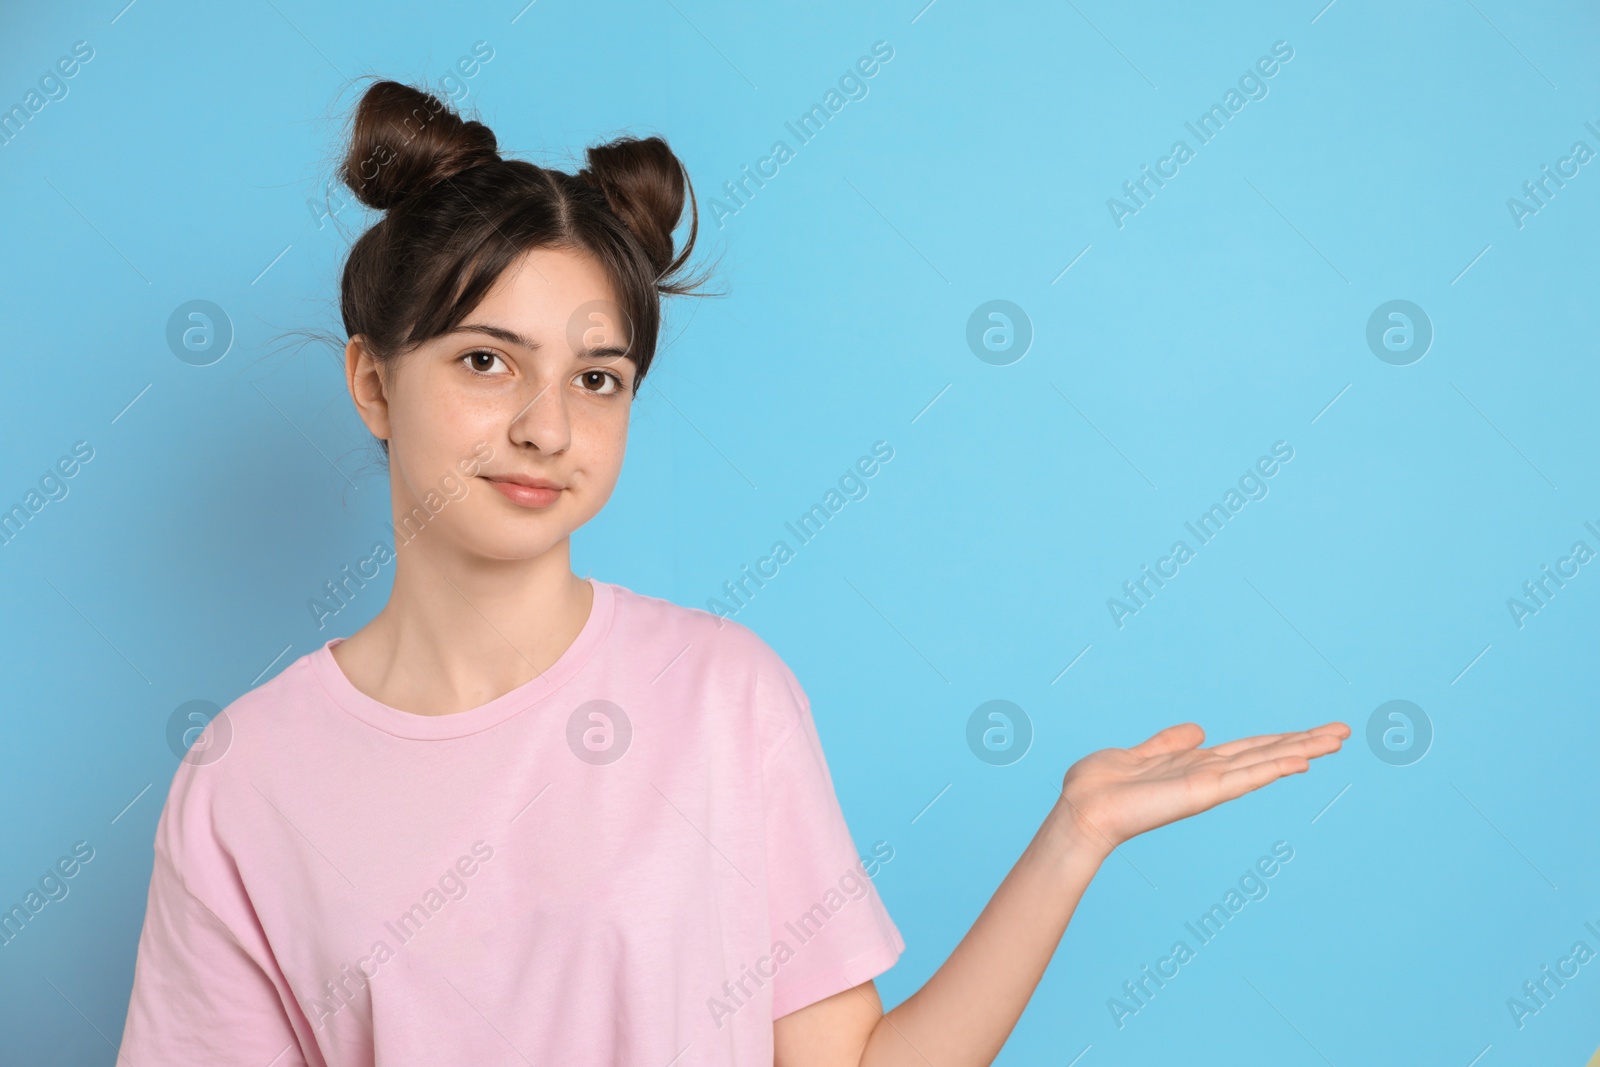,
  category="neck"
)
[342,526,593,716]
